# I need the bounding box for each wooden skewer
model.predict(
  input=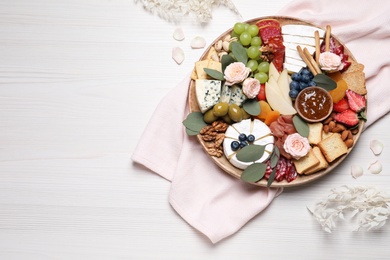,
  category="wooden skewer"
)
[297,45,319,76]
[303,47,321,75]
[325,25,331,52]
[314,30,320,64]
